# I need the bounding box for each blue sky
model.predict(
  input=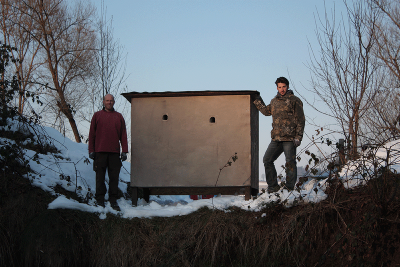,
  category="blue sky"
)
[101,1,338,93]
[95,0,347,176]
